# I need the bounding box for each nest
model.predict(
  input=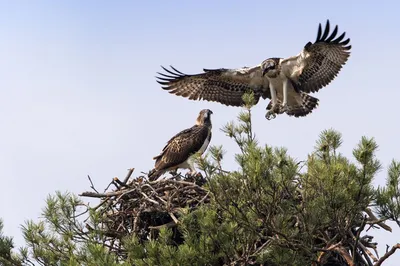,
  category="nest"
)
[80,168,210,247]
